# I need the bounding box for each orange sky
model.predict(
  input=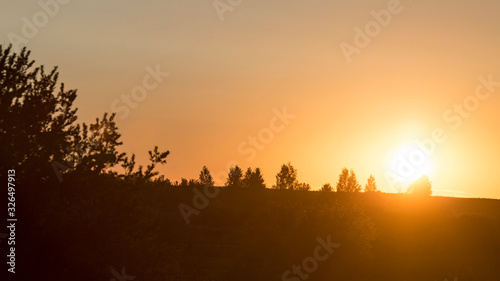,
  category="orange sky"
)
[2,0,500,198]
